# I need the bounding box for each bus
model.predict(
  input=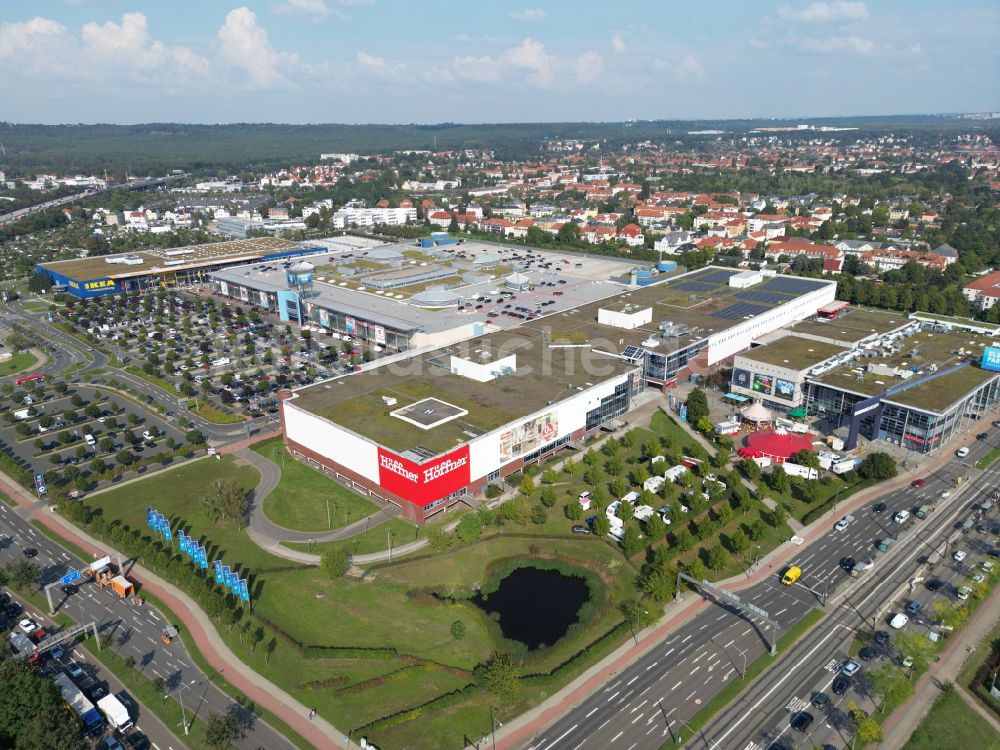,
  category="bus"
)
[15,374,46,385]
[53,672,105,736]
